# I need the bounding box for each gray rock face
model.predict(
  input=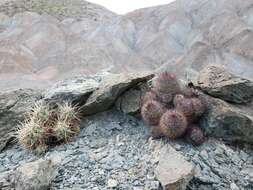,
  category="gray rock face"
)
[116,88,142,115]
[196,66,253,104]
[155,145,195,190]
[200,95,253,143]
[81,72,153,115]
[14,156,62,190]
[0,89,42,151]
[44,75,101,105]
[45,72,153,116]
